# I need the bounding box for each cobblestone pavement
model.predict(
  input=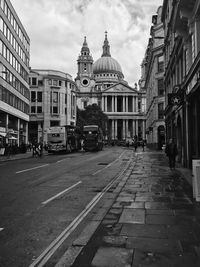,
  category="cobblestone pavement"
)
[56,150,200,267]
